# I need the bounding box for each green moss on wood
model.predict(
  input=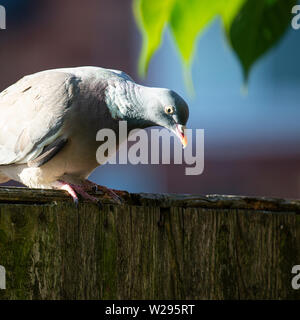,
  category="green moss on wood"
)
[0,188,299,300]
